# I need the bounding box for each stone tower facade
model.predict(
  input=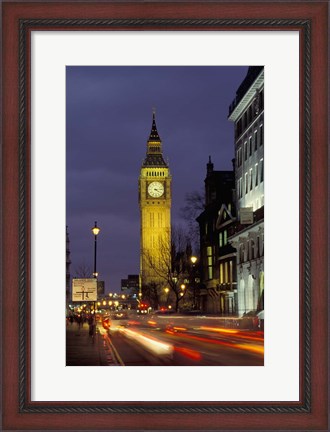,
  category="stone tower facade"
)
[139,112,172,289]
